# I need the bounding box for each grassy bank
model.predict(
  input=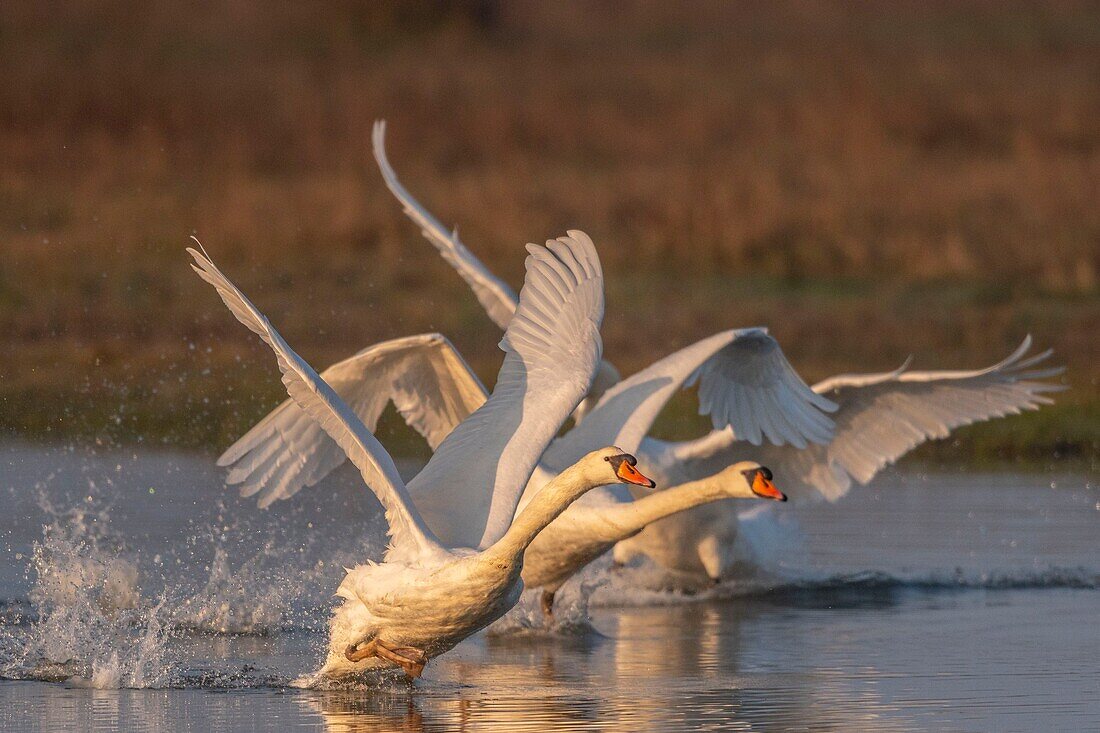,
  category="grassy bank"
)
[1,273,1093,471]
